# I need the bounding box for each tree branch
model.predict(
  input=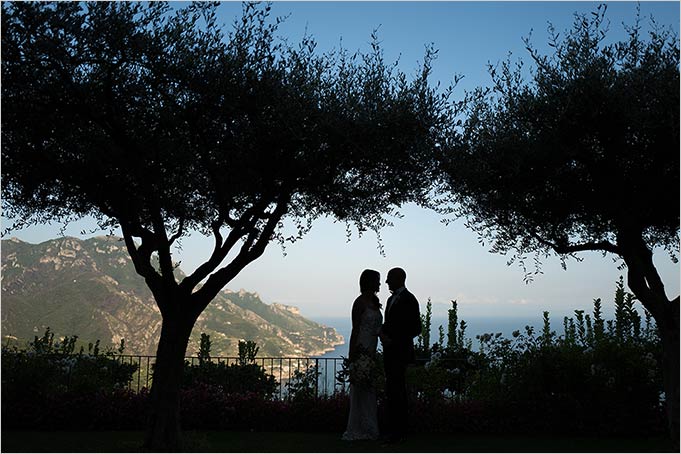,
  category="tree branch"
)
[531,231,621,255]
[120,220,161,292]
[626,255,659,318]
[636,243,668,302]
[191,194,290,314]
[178,199,270,293]
[553,241,621,255]
[151,209,177,287]
[168,218,186,246]
[178,221,245,293]
[245,196,290,261]
[617,228,668,320]
[238,223,261,257]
